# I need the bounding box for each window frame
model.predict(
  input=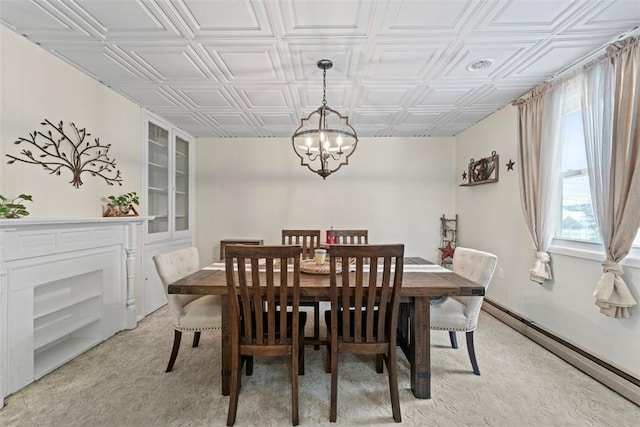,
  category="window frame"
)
[554,99,640,251]
[549,237,640,268]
